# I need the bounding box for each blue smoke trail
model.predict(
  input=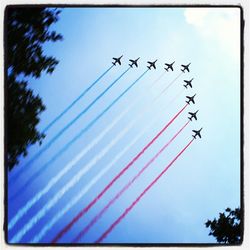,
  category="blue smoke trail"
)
[9,69,149,243]
[30,92,165,243]
[9,67,130,185]
[9,69,148,202]
[42,65,114,134]
[9,105,131,202]
[30,78,178,243]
